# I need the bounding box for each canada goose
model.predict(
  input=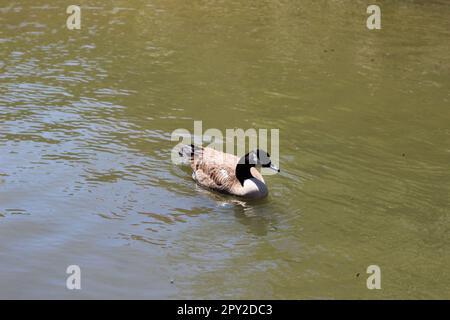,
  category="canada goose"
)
[178,144,279,199]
